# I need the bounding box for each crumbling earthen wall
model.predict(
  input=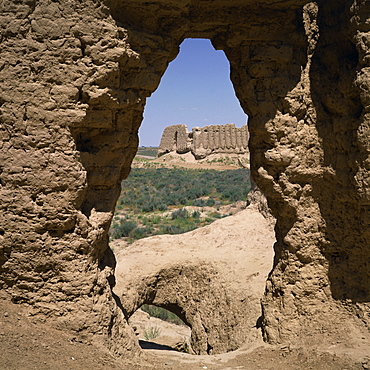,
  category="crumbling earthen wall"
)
[158,123,249,159]
[158,124,189,155]
[1,0,369,356]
